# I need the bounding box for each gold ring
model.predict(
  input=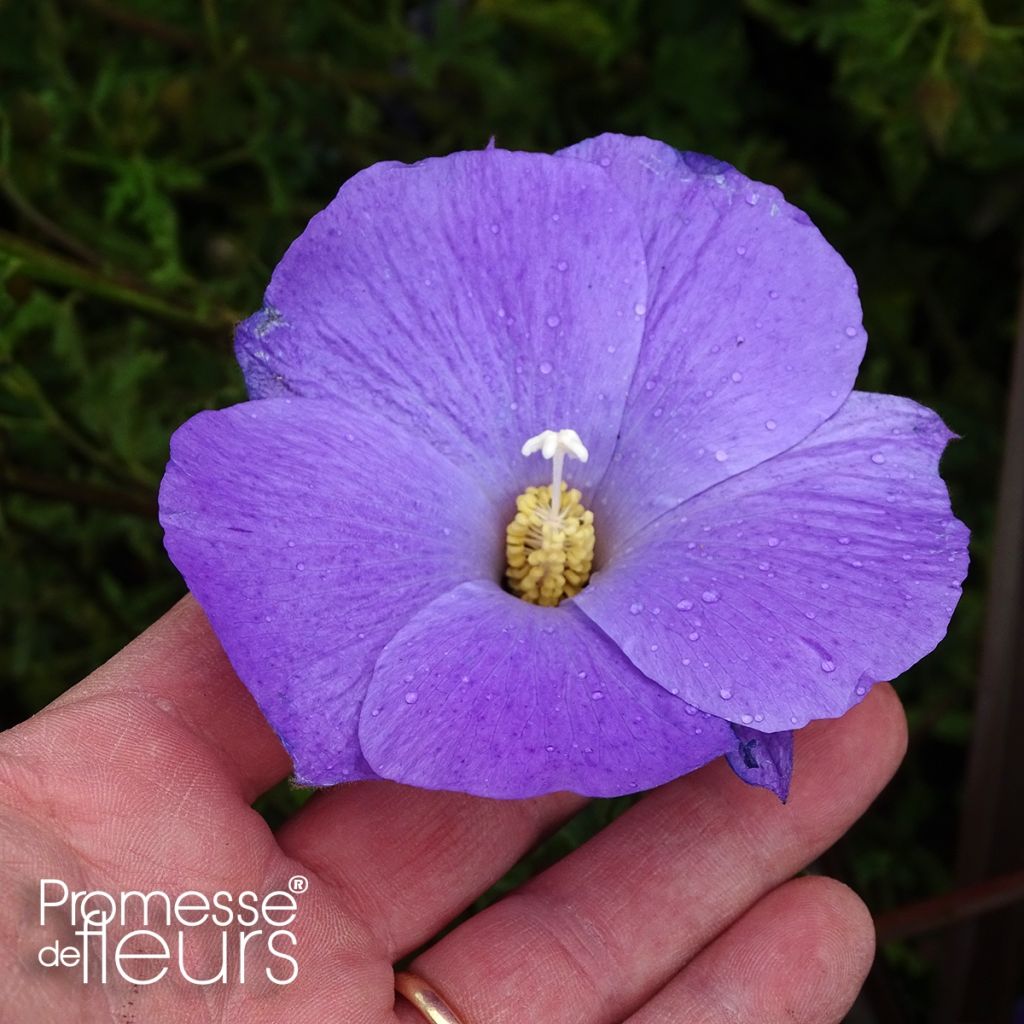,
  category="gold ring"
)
[395,971,466,1024]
